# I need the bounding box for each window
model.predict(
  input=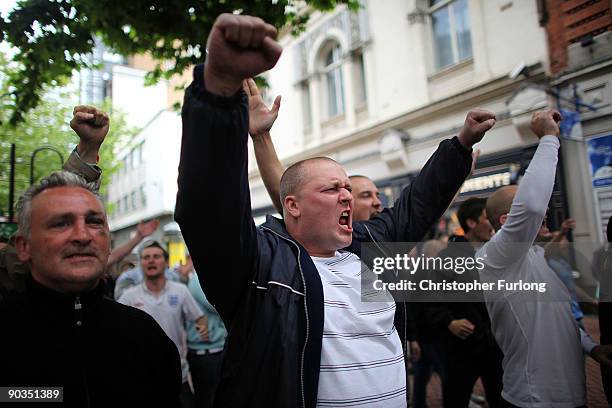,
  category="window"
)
[430,0,472,71]
[140,184,147,208]
[131,145,140,168]
[352,52,367,106]
[130,191,137,210]
[301,82,312,133]
[322,43,345,118]
[123,156,130,174]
